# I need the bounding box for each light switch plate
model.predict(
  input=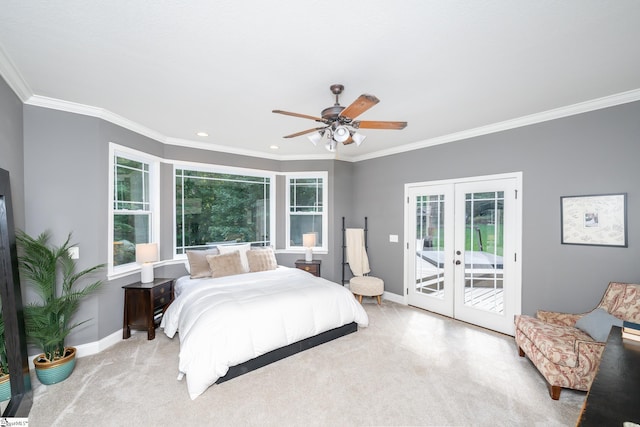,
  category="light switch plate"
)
[389,234,398,243]
[68,246,80,259]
